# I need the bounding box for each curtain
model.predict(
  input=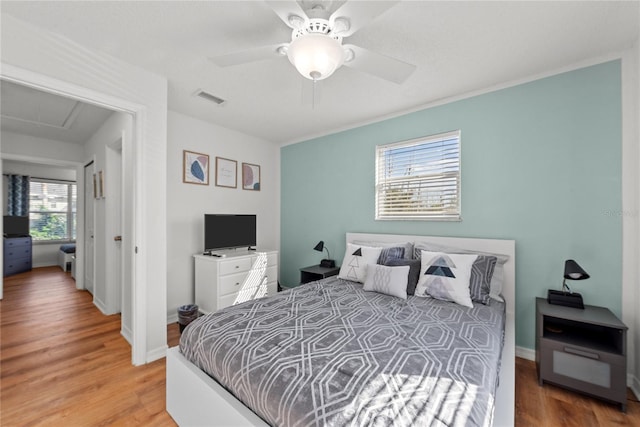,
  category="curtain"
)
[7,175,30,216]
